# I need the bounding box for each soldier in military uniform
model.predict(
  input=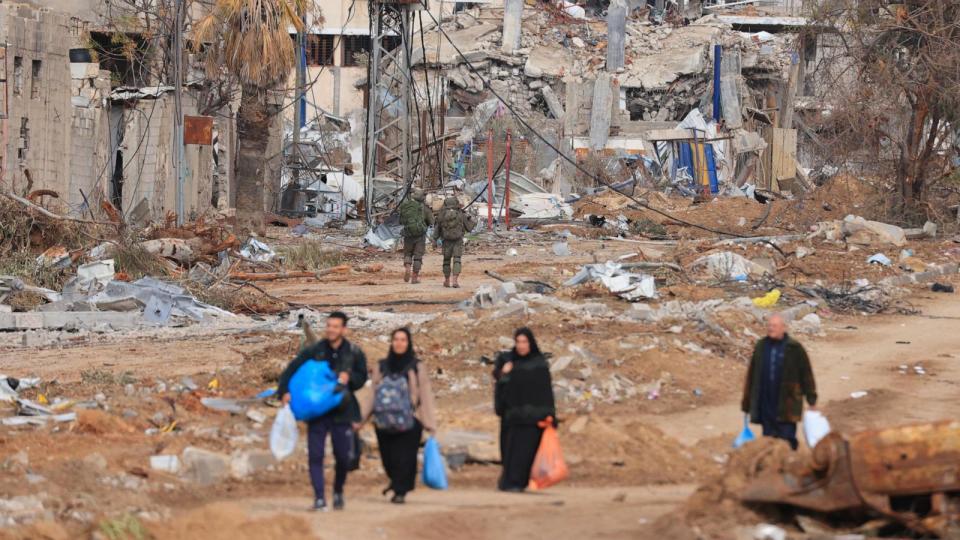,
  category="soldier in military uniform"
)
[432,196,476,288]
[397,189,433,284]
